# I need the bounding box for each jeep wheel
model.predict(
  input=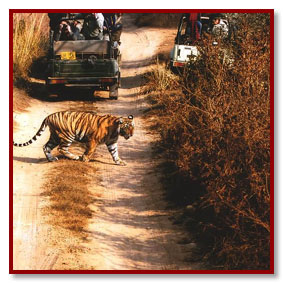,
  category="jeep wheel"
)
[169,62,178,74]
[46,84,64,99]
[109,84,118,100]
